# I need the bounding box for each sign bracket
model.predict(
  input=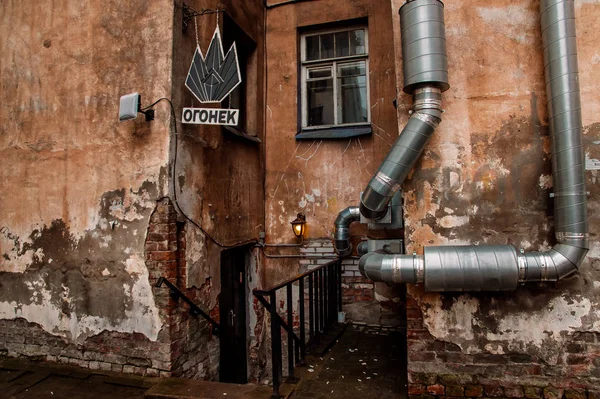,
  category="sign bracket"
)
[182,4,225,32]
